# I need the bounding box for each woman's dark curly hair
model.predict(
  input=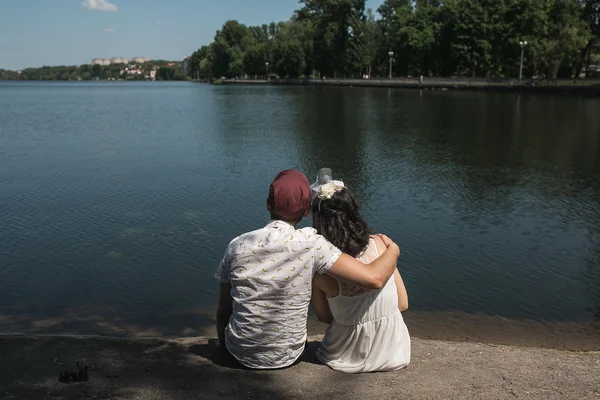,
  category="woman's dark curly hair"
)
[312,187,371,258]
